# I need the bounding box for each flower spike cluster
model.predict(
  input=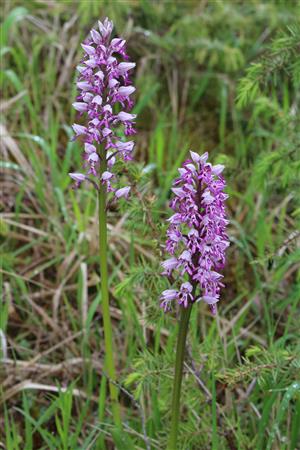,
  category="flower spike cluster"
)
[69,18,136,198]
[160,151,229,314]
